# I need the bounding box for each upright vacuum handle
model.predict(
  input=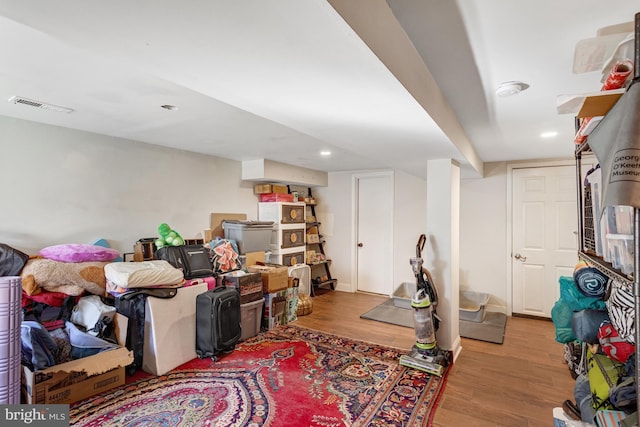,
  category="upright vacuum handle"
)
[416,234,426,258]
